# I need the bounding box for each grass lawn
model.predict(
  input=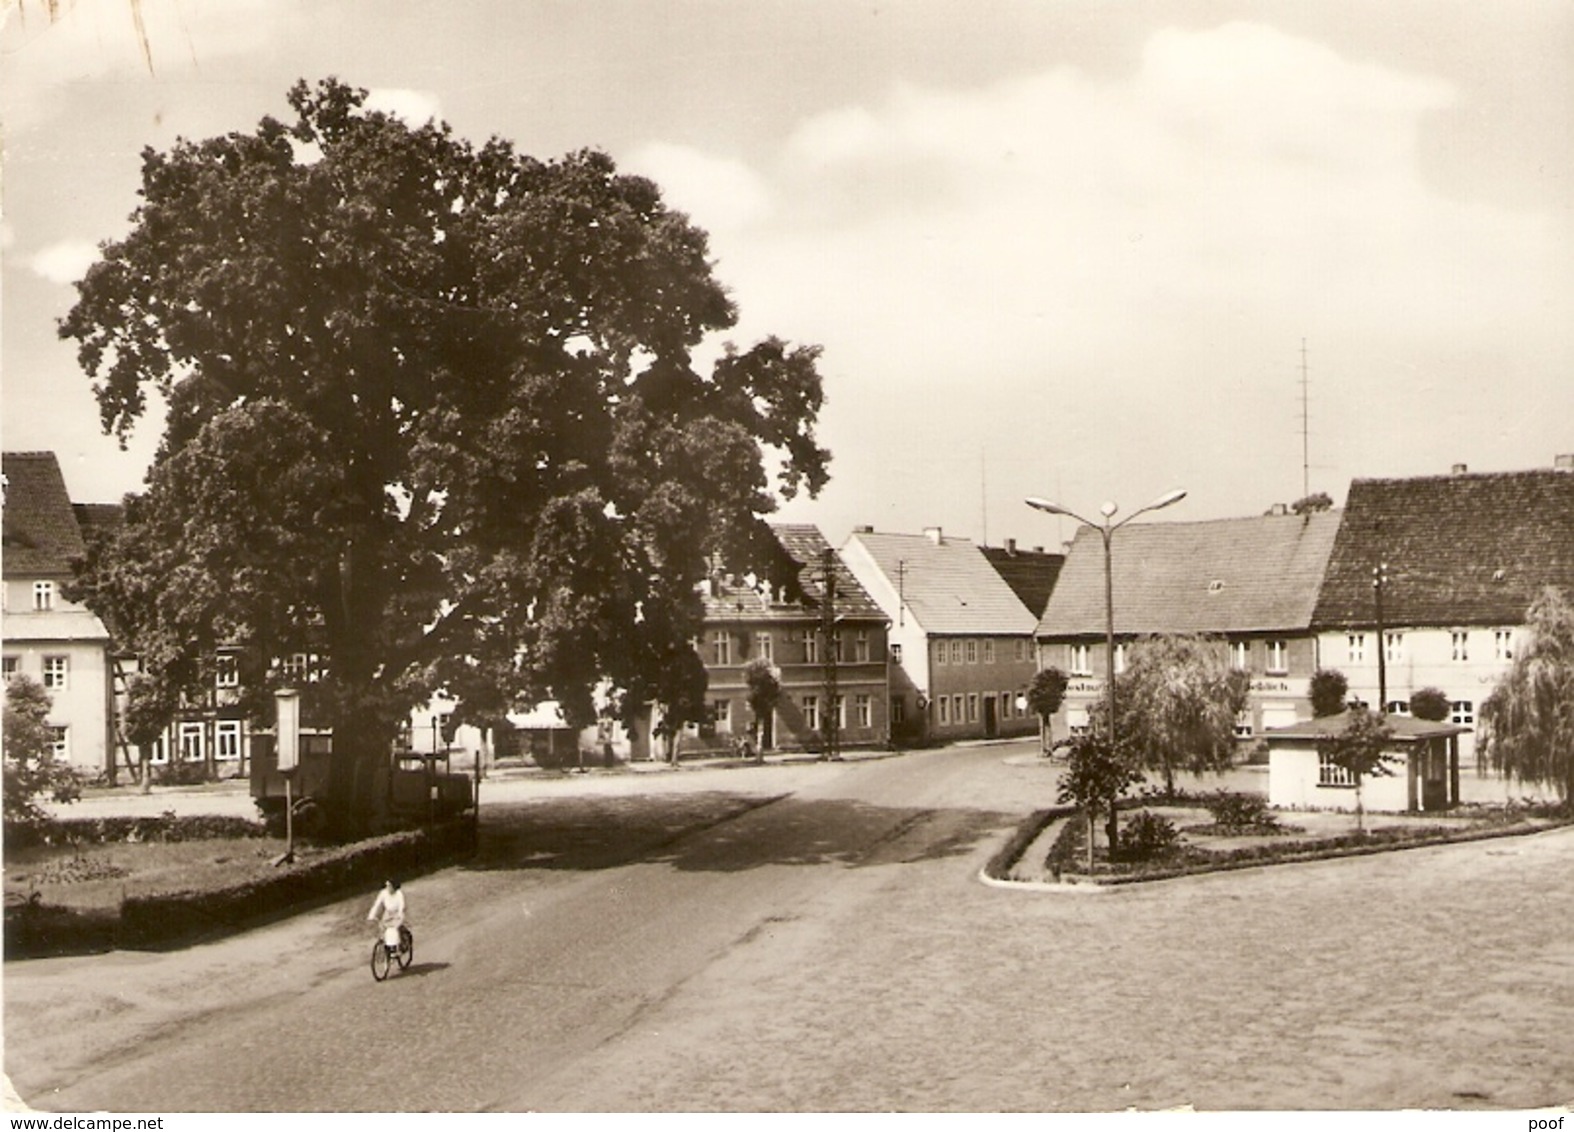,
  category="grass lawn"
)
[1006,796,1567,885]
[5,835,312,912]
